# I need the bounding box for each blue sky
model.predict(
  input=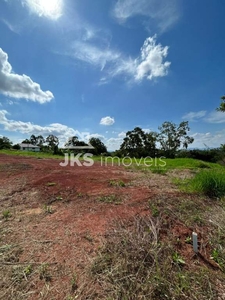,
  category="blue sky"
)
[0,0,225,150]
